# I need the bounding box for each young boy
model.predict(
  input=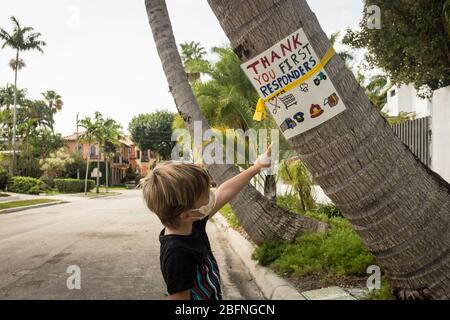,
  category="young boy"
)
[139,146,272,300]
